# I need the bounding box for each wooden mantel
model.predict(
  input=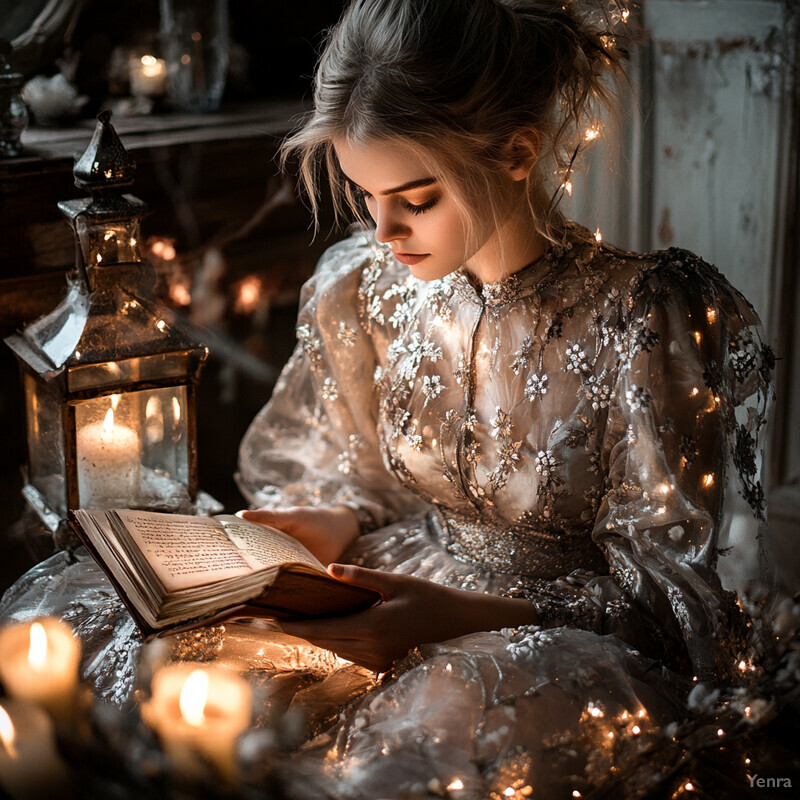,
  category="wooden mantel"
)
[0,100,330,338]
